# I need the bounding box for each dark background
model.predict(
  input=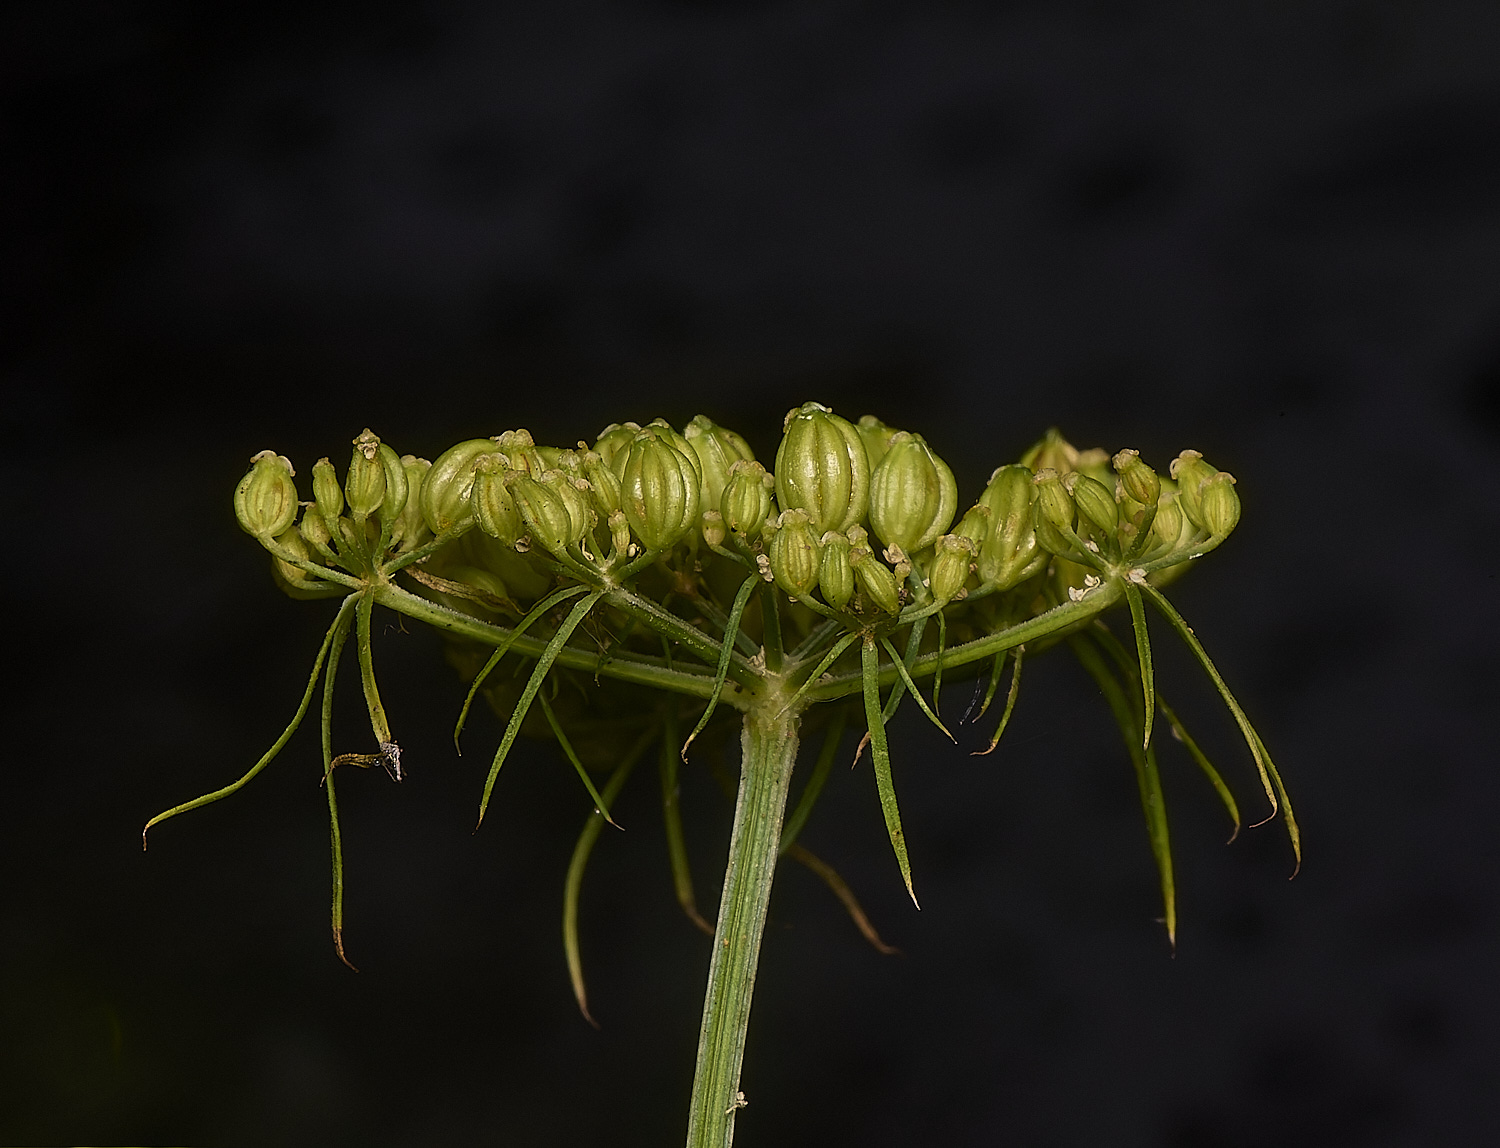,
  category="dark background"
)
[5,3,1499,1145]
